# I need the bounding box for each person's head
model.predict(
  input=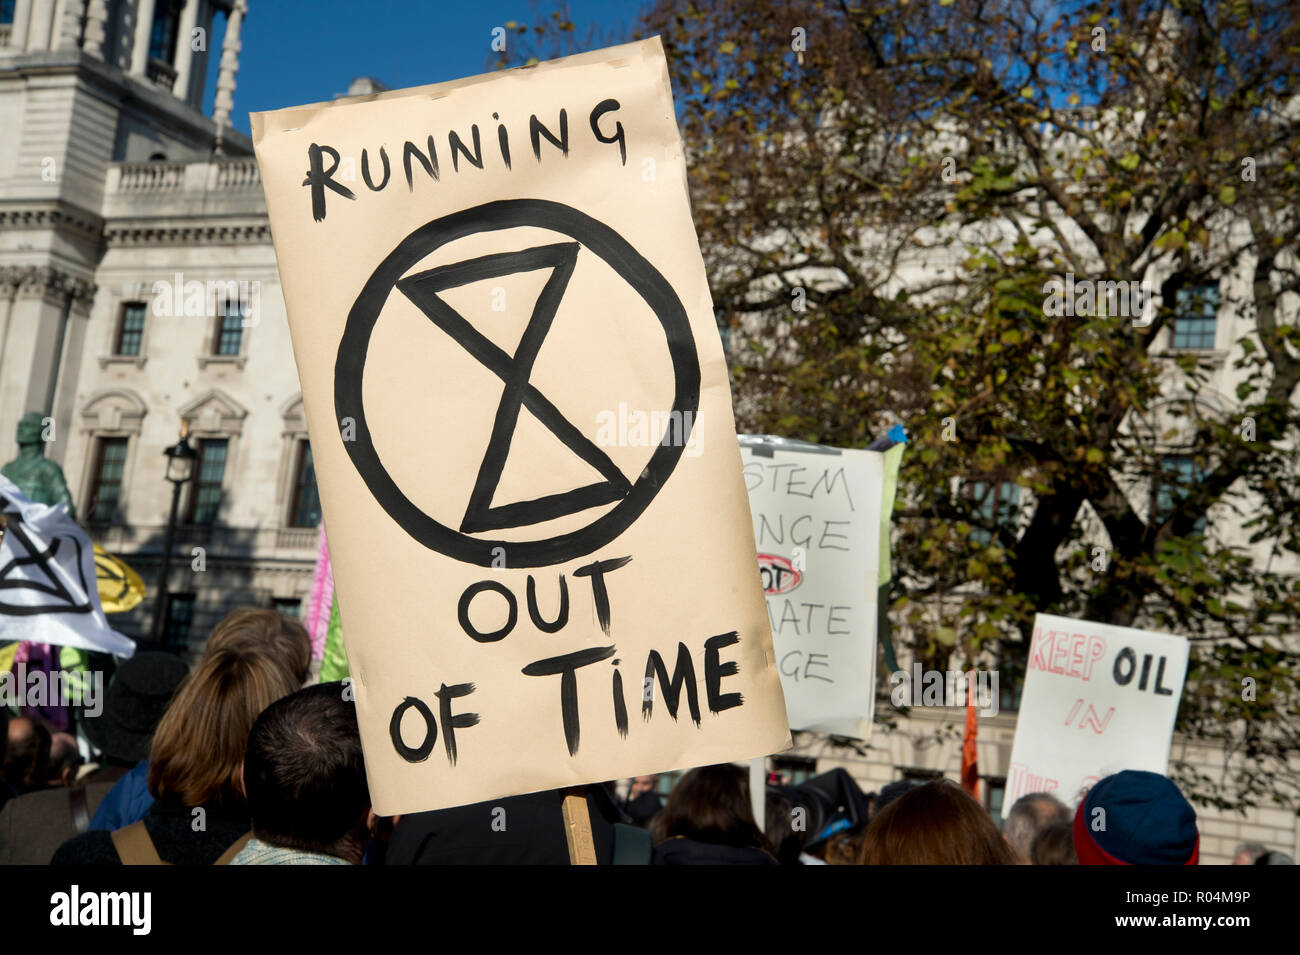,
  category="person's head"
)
[858,779,1017,865]
[875,778,922,814]
[1233,842,1268,865]
[651,763,769,852]
[46,732,81,787]
[630,774,655,798]
[82,651,188,766]
[3,716,51,794]
[205,608,312,685]
[1073,770,1199,865]
[241,683,371,863]
[764,790,804,865]
[822,830,863,865]
[1005,792,1071,863]
[1030,821,1078,865]
[147,646,300,809]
